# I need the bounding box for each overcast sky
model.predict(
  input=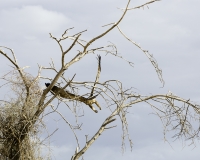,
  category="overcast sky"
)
[0,0,200,160]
